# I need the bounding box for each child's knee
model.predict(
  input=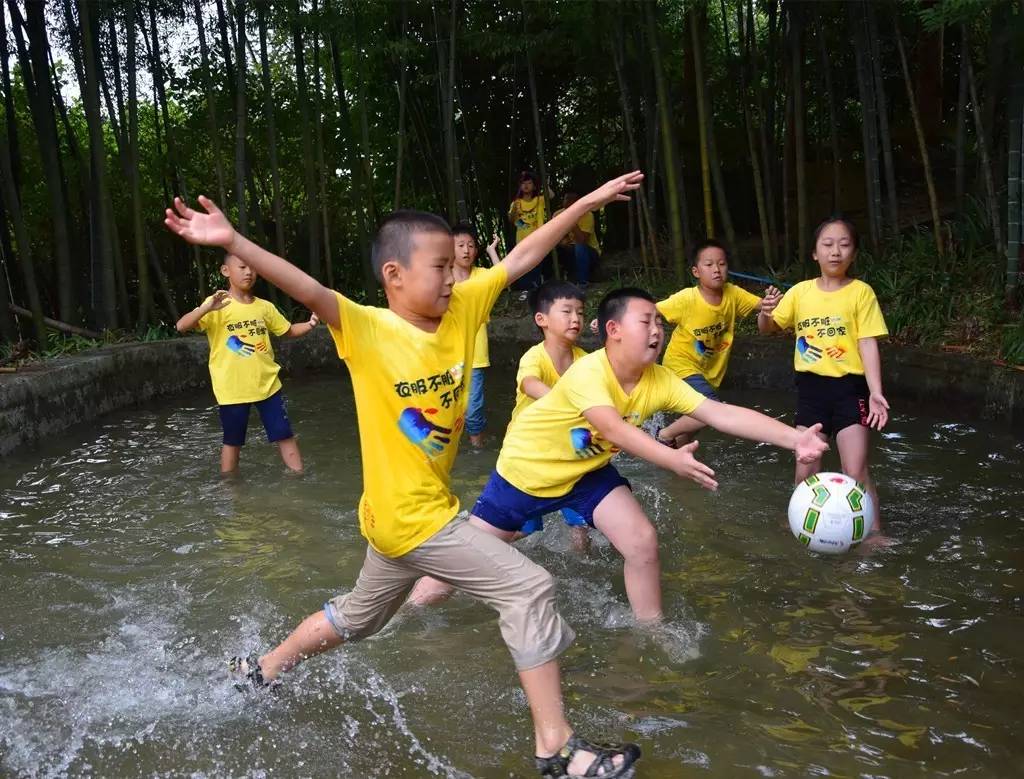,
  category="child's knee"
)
[621,522,659,564]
